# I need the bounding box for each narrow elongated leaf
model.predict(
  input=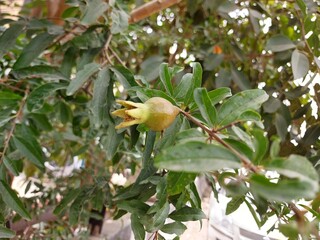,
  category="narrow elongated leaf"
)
[161,222,187,235]
[117,199,150,215]
[27,82,68,111]
[159,63,173,95]
[226,196,244,215]
[155,141,241,172]
[291,49,309,80]
[0,180,31,220]
[208,87,232,105]
[266,35,296,52]
[152,201,170,230]
[0,23,25,58]
[13,32,57,69]
[69,190,87,225]
[3,156,19,176]
[0,225,15,238]
[60,47,77,78]
[111,66,138,88]
[267,155,319,190]
[250,175,316,202]
[194,88,217,127]
[301,124,320,145]
[231,125,254,150]
[174,73,193,100]
[184,63,203,105]
[92,67,111,127]
[218,89,269,126]
[11,65,68,80]
[81,0,109,25]
[131,214,145,240]
[0,91,22,105]
[13,135,45,170]
[67,63,100,95]
[169,206,206,221]
[167,172,197,196]
[191,62,202,89]
[53,188,82,215]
